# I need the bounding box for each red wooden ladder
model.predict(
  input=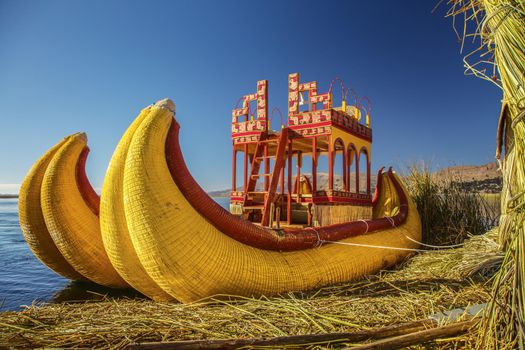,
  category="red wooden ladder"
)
[261,128,289,226]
